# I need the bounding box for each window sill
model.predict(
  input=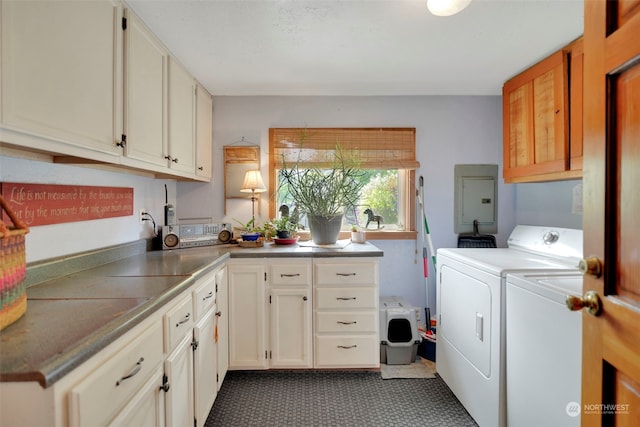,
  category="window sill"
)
[338,230,418,241]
